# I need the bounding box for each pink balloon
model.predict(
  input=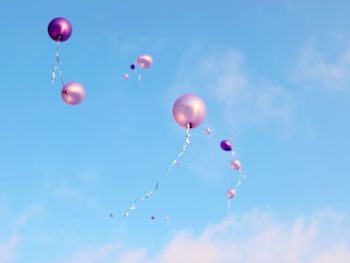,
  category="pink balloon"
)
[230,159,242,171]
[136,54,153,69]
[204,127,211,136]
[61,82,85,105]
[172,94,207,128]
[122,73,129,80]
[227,189,236,199]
